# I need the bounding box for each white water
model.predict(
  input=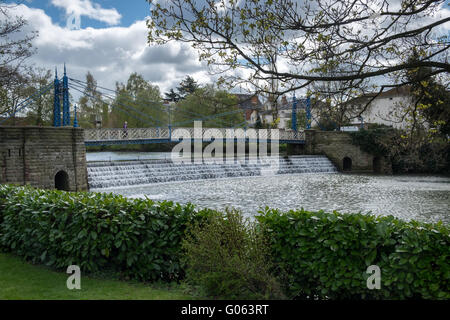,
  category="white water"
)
[87,155,337,189]
[86,152,450,224]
